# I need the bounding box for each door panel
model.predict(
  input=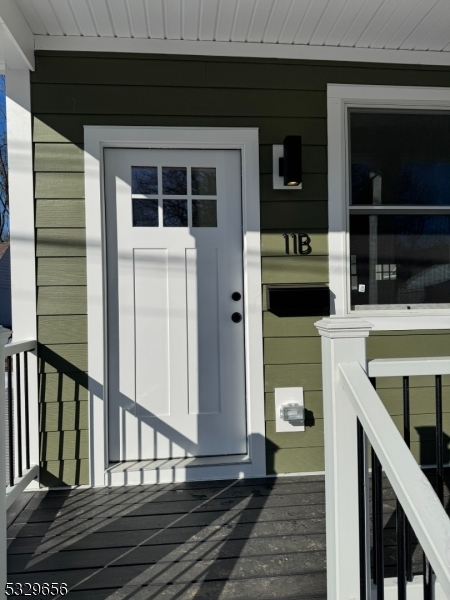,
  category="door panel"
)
[105,148,247,461]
